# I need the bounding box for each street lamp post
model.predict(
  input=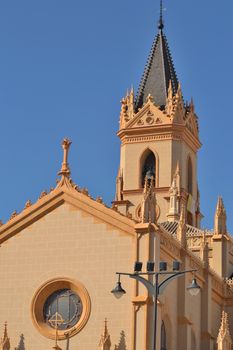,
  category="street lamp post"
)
[111,261,201,350]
